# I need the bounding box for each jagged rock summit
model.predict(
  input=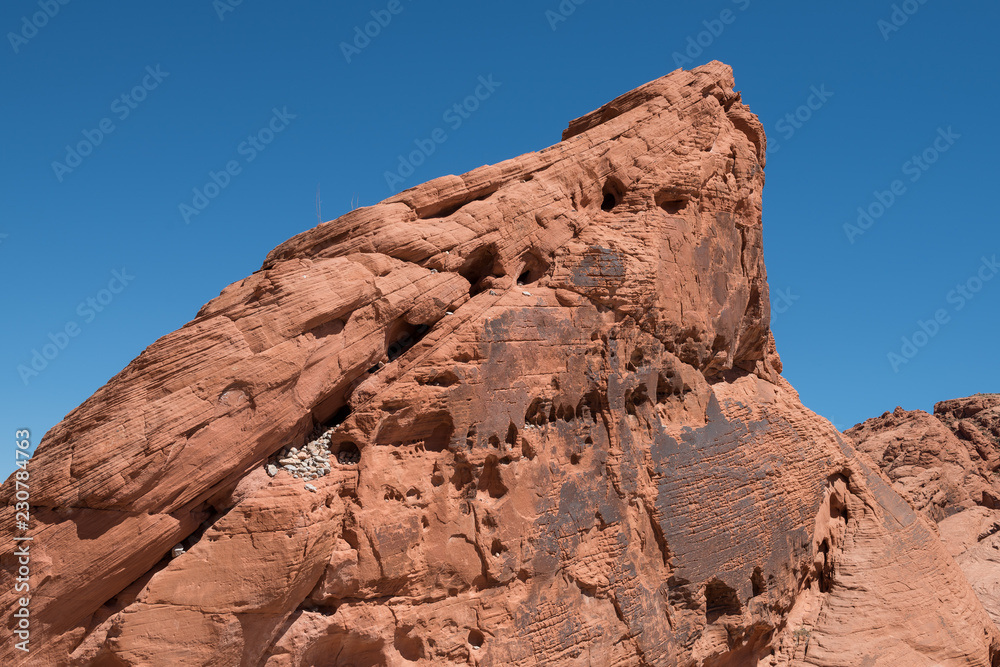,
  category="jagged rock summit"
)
[3,62,998,666]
